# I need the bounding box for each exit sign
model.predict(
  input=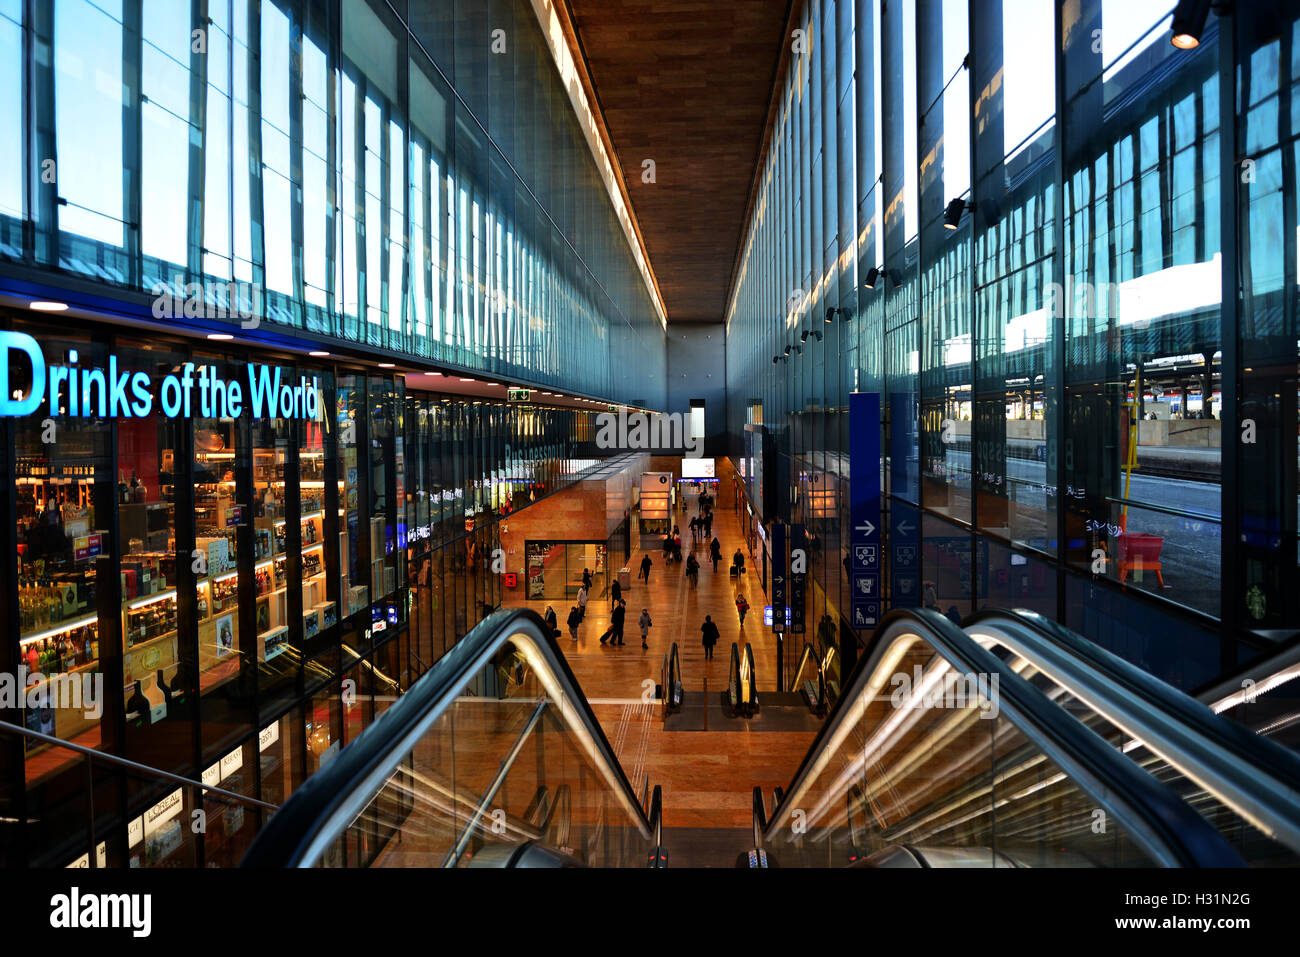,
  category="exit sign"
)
[508,389,531,402]
[608,404,618,412]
